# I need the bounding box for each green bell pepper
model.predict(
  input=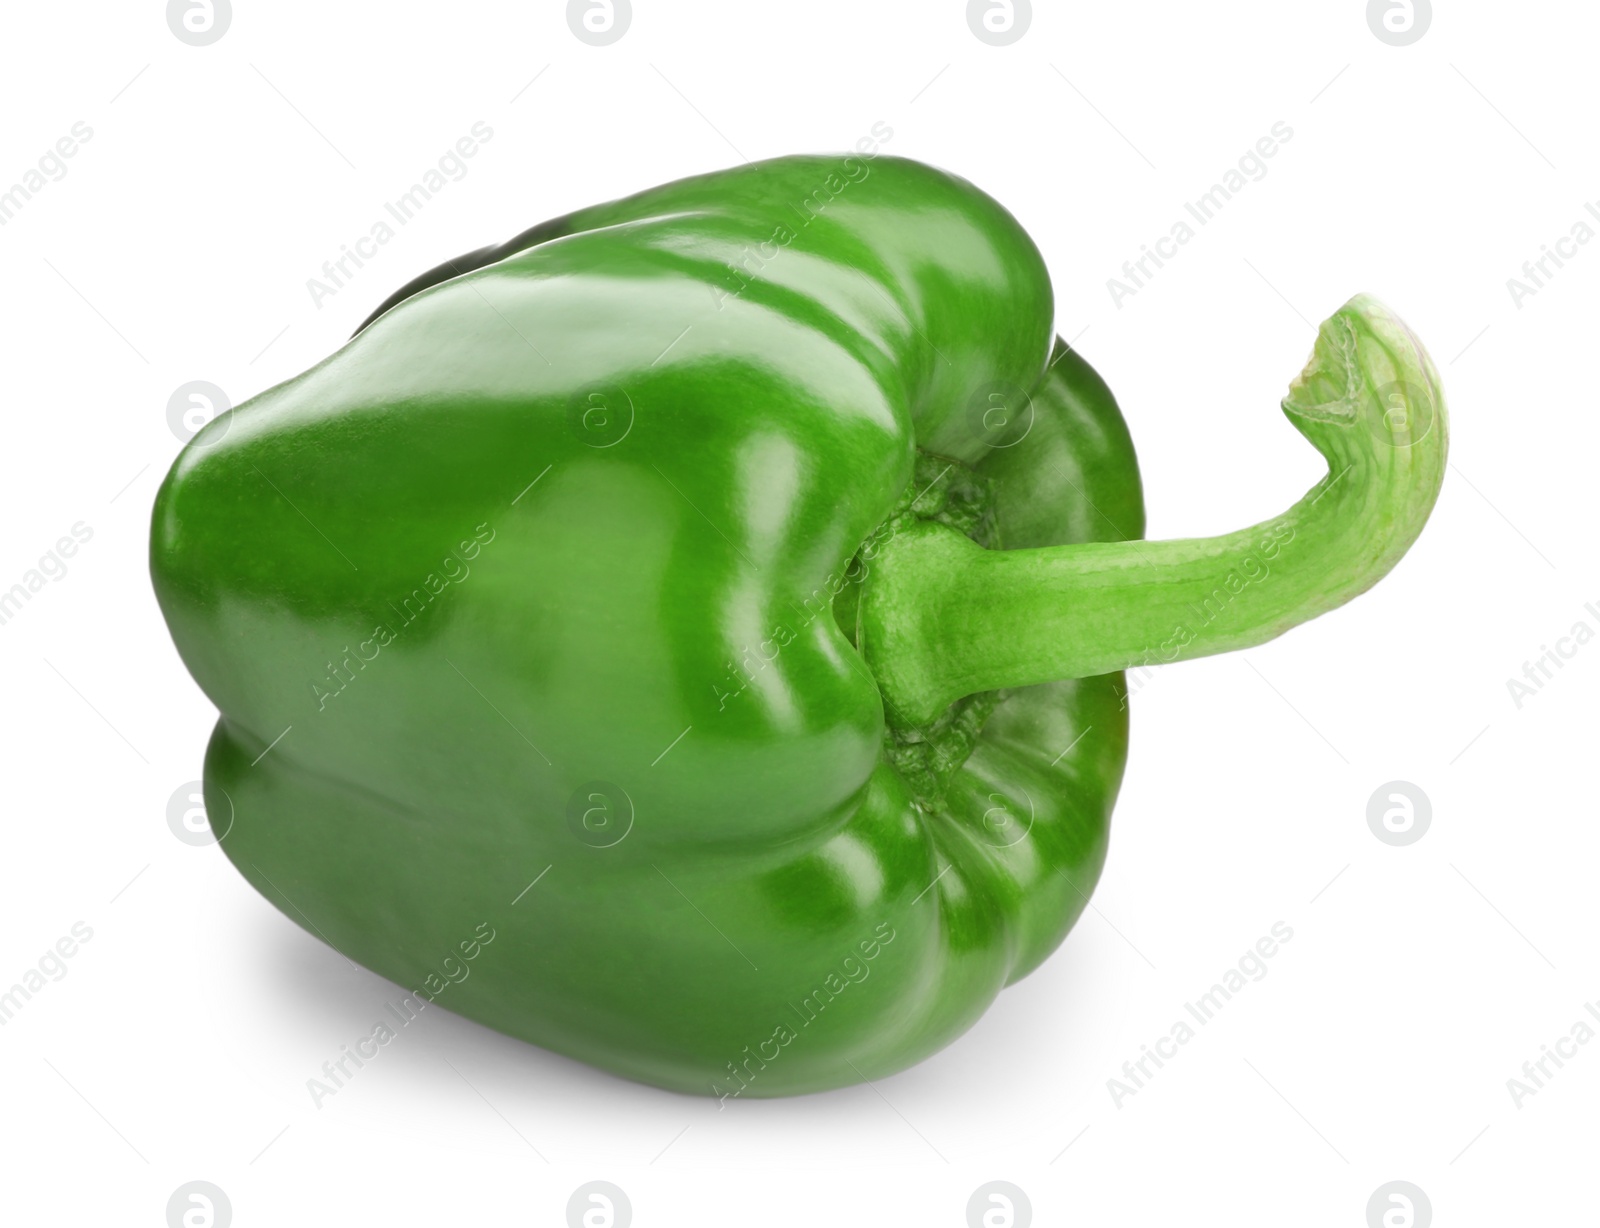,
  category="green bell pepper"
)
[151,154,1446,1098]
